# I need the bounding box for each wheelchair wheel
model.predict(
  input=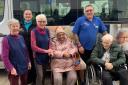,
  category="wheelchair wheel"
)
[85,65,102,85]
